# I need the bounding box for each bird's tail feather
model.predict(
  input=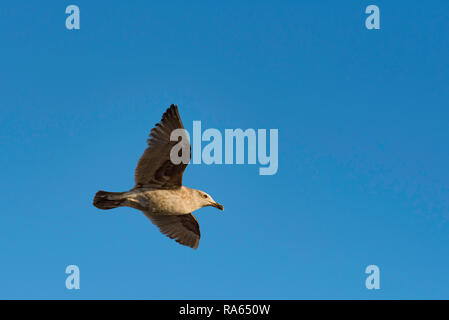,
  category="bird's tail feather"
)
[93,191,126,210]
